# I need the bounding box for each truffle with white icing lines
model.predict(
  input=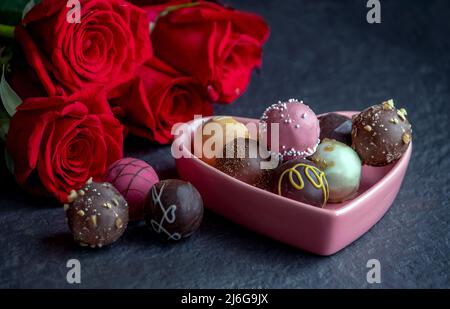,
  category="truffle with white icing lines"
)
[311,139,362,203]
[144,179,203,241]
[65,178,129,248]
[260,99,320,160]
